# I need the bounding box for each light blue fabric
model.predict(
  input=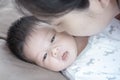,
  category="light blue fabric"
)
[62,18,120,80]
